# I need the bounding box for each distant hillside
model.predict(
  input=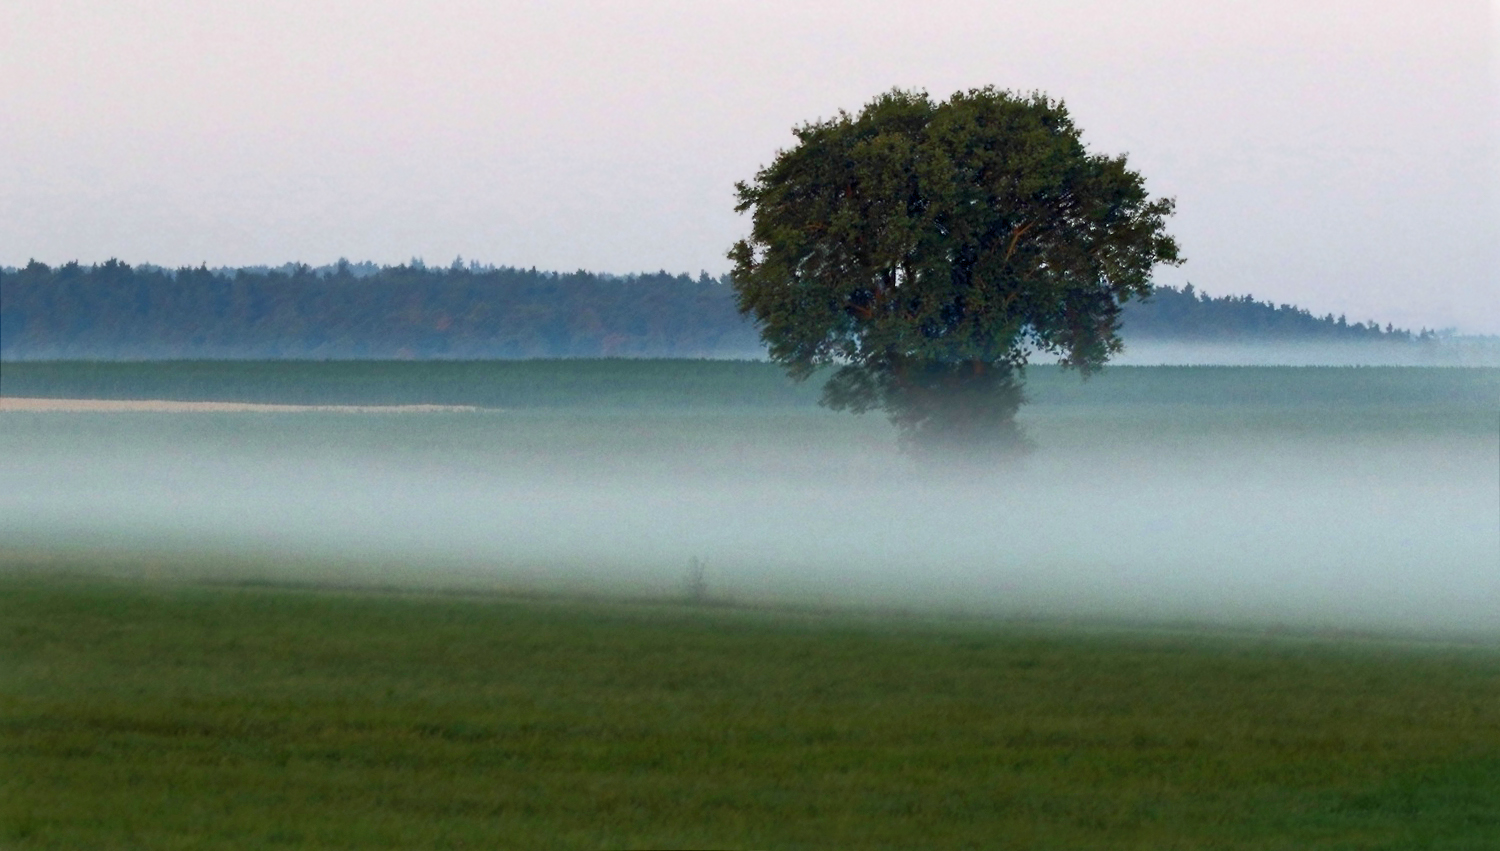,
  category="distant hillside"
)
[0,260,1424,360]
